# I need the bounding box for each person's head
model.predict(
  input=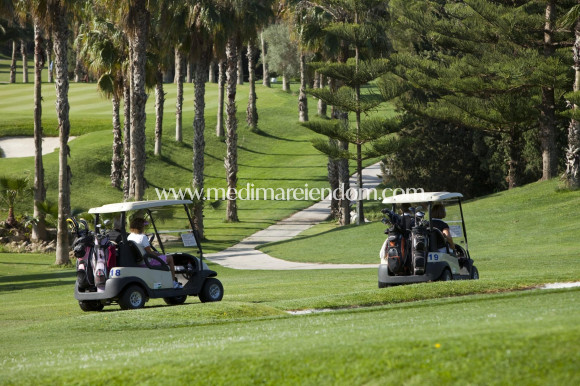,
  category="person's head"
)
[129,217,147,234]
[431,204,446,219]
[400,203,412,214]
